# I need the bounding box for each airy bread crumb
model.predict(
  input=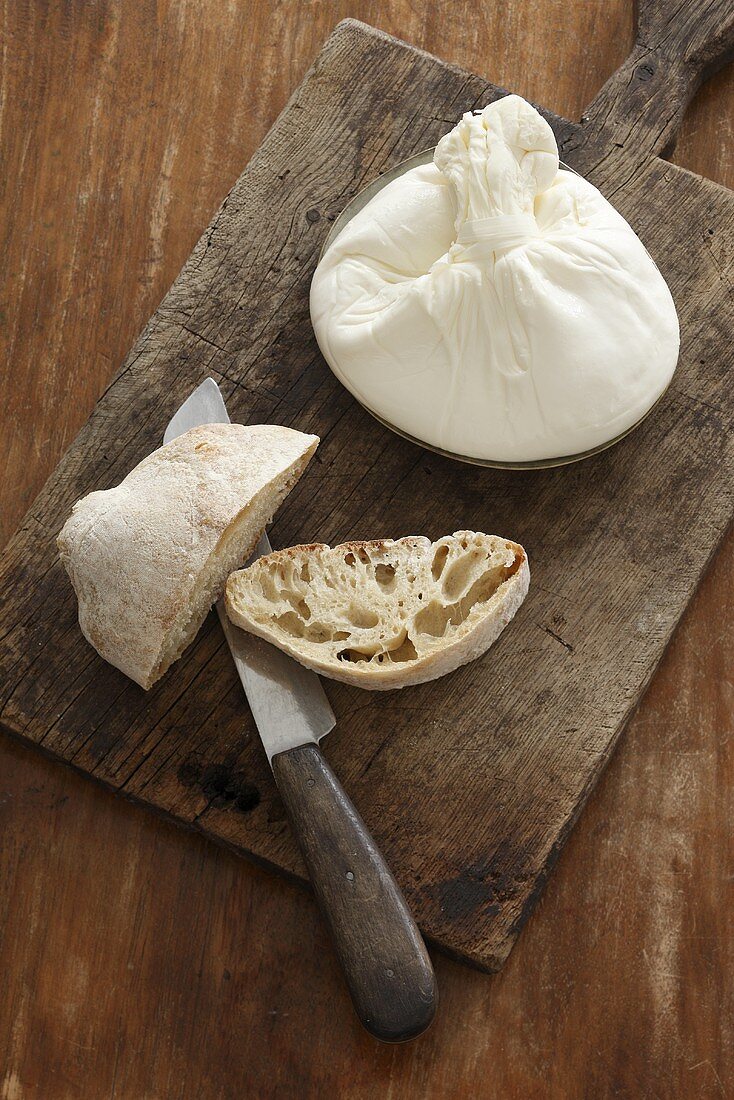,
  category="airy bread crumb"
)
[225,531,529,690]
